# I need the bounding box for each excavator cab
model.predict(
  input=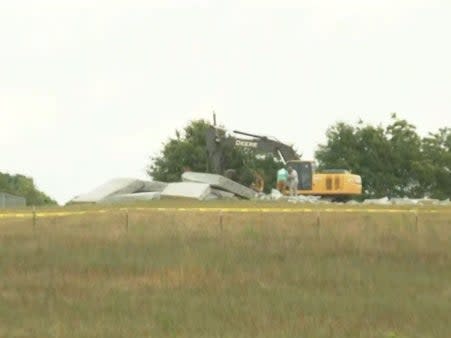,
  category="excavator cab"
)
[287,160,362,198]
[287,160,314,190]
